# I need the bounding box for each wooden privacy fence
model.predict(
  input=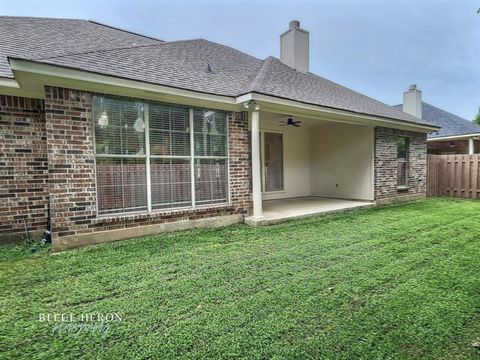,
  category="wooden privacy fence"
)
[427,154,480,198]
